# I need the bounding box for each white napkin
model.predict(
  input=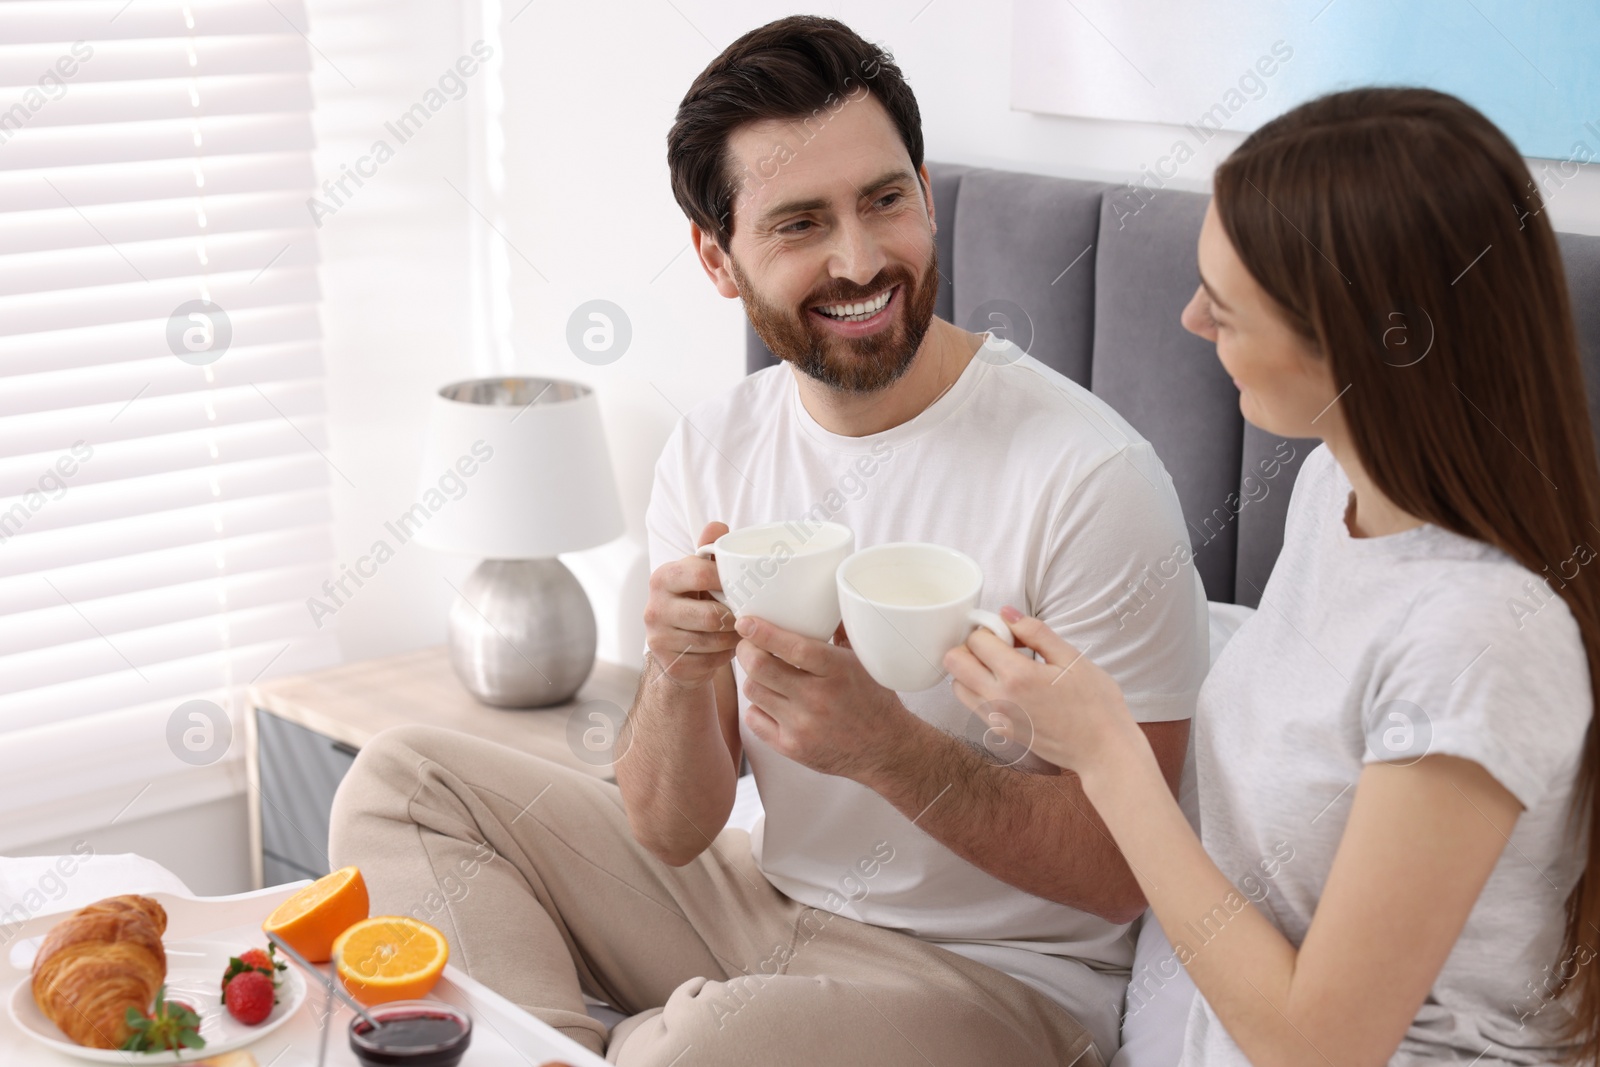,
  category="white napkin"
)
[2,853,195,914]
[2,853,196,970]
